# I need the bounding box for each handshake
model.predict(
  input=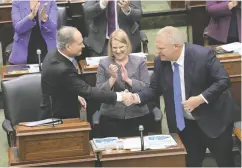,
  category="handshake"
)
[120,91,139,106]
